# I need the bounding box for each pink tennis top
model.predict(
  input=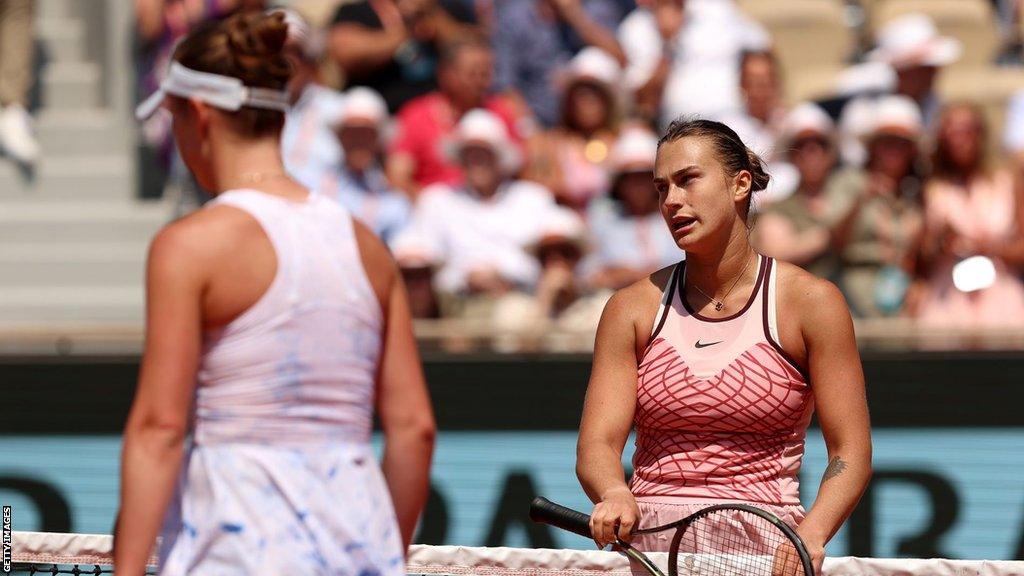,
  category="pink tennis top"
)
[630,255,813,507]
